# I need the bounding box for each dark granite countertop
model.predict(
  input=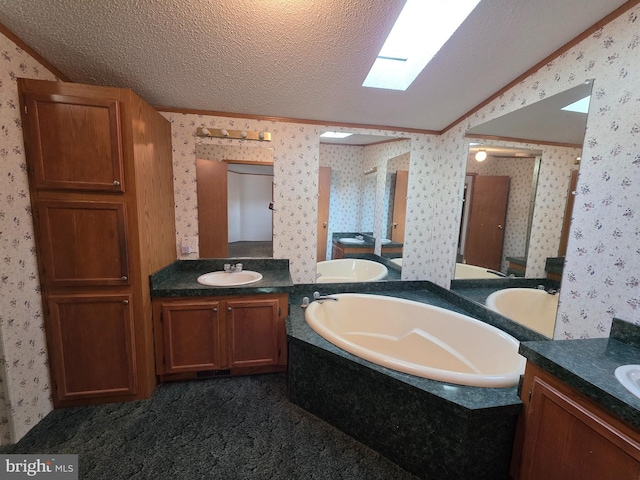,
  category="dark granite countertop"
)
[288,282,526,416]
[520,318,640,431]
[331,232,403,249]
[544,256,565,275]
[150,259,293,297]
[506,256,527,266]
